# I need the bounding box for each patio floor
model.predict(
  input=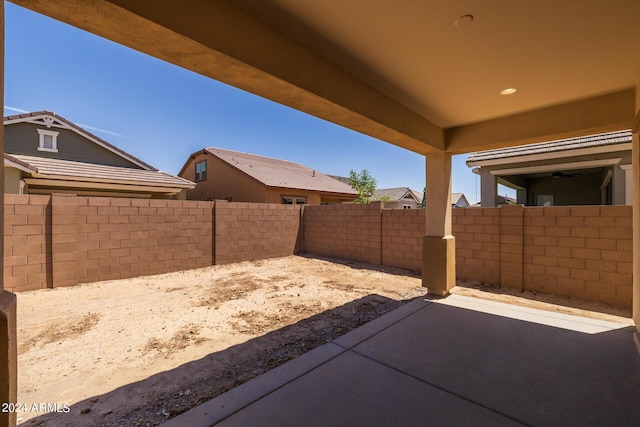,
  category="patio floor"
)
[161,294,640,427]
